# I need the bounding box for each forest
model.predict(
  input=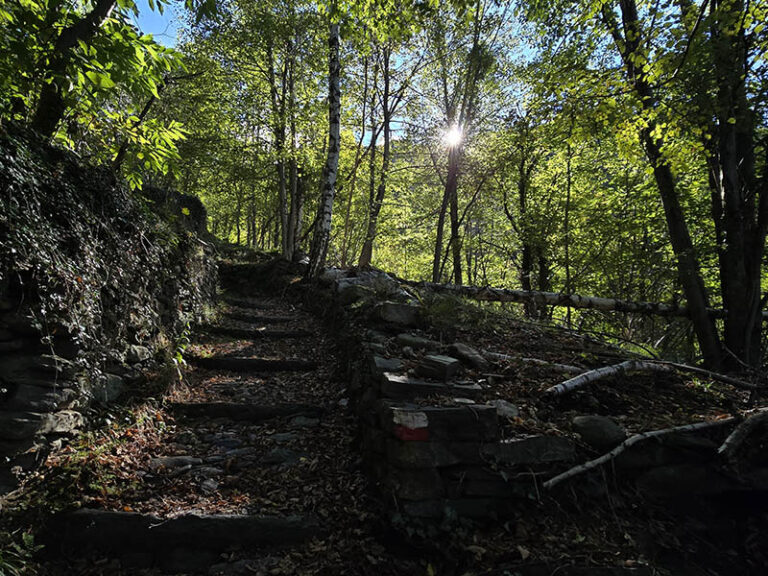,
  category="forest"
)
[2,0,767,369]
[2,0,768,574]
